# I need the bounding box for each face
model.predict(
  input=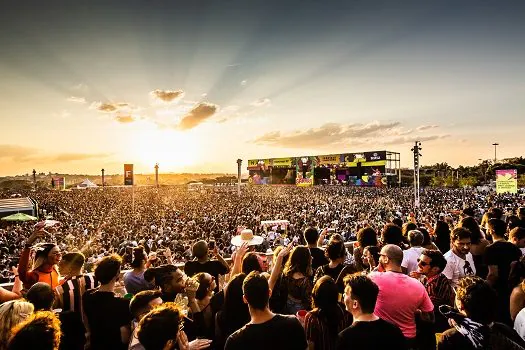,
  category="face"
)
[453,238,472,255]
[378,248,388,270]
[416,254,432,275]
[362,249,373,267]
[204,273,217,292]
[47,247,62,265]
[343,285,357,314]
[169,270,188,293]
